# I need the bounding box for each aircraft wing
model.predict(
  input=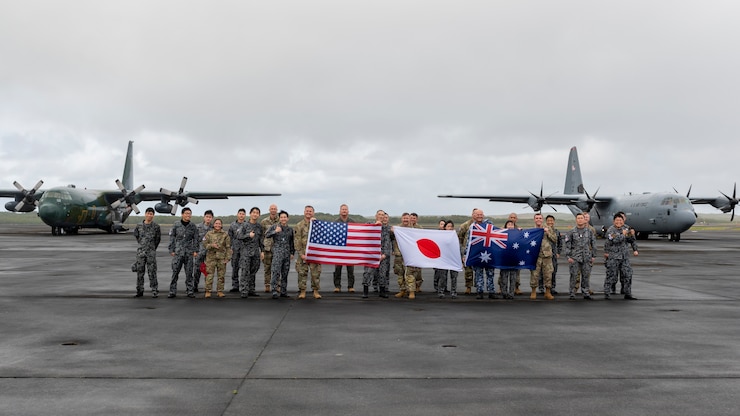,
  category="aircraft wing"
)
[438,193,614,212]
[128,191,282,202]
